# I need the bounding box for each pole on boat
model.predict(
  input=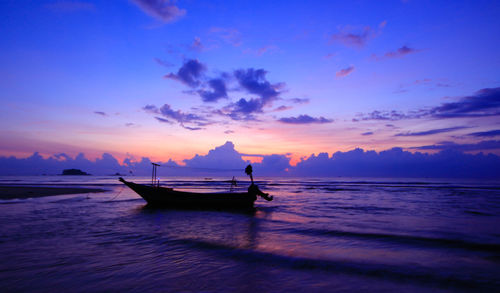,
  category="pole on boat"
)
[151,163,160,187]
